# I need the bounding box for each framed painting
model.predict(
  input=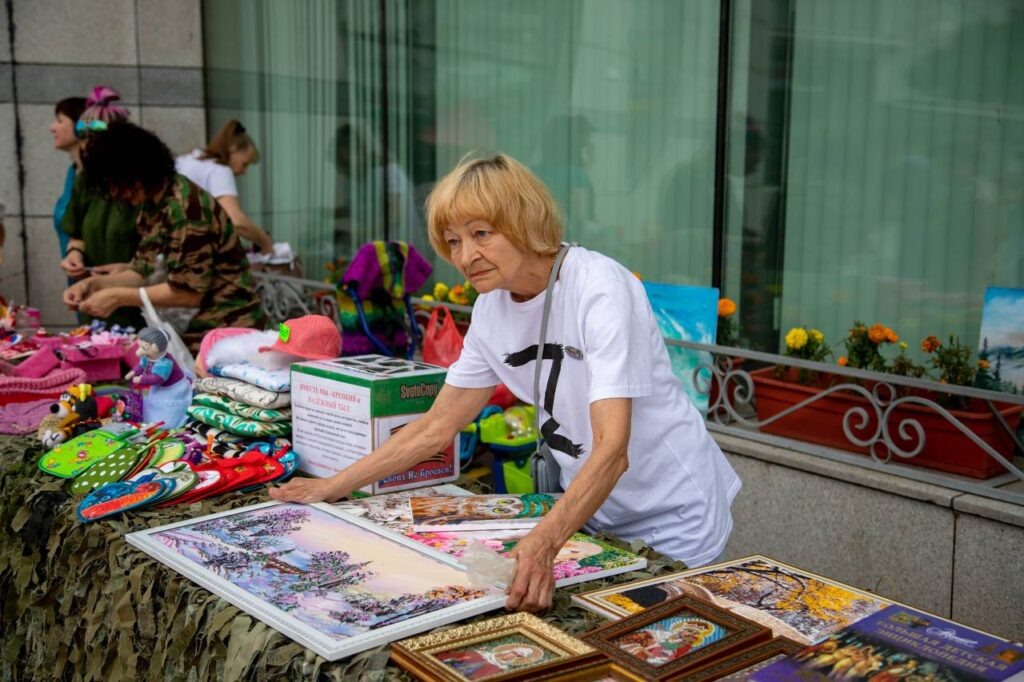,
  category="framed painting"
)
[390,612,595,681]
[978,286,1024,394]
[331,488,647,588]
[581,595,772,681]
[332,484,471,533]
[683,637,803,681]
[126,501,506,661]
[572,555,890,644]
[410,494,560,532]
[642,282,719,416]
[527,654,649,681]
